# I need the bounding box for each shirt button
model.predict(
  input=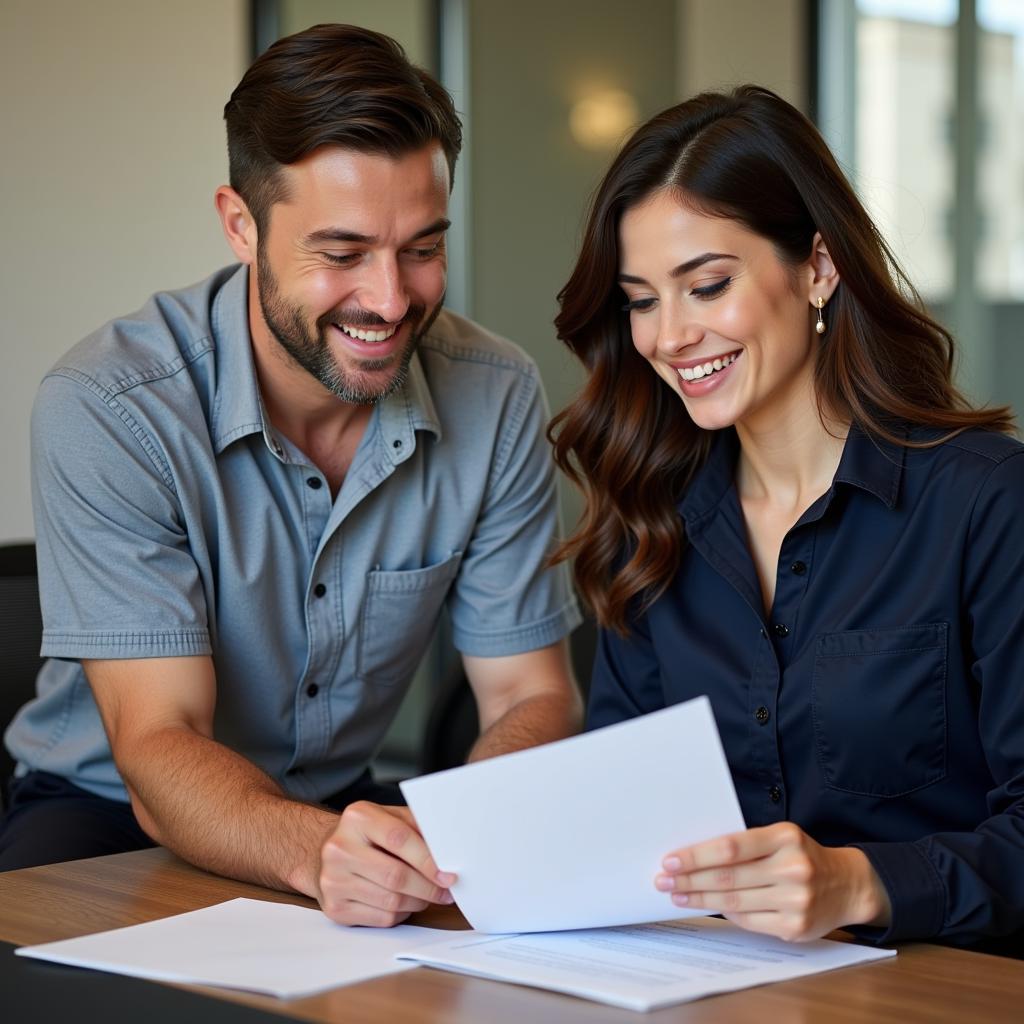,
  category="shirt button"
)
[306,476,323,490]
[769,785,782,803]
[773,623,789,638]
[393,439,403,449]
[306,683,319,698]
[755,706,770,724]
[790,561,807,576]
[313,583,327,598]
[760,627,767,638]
